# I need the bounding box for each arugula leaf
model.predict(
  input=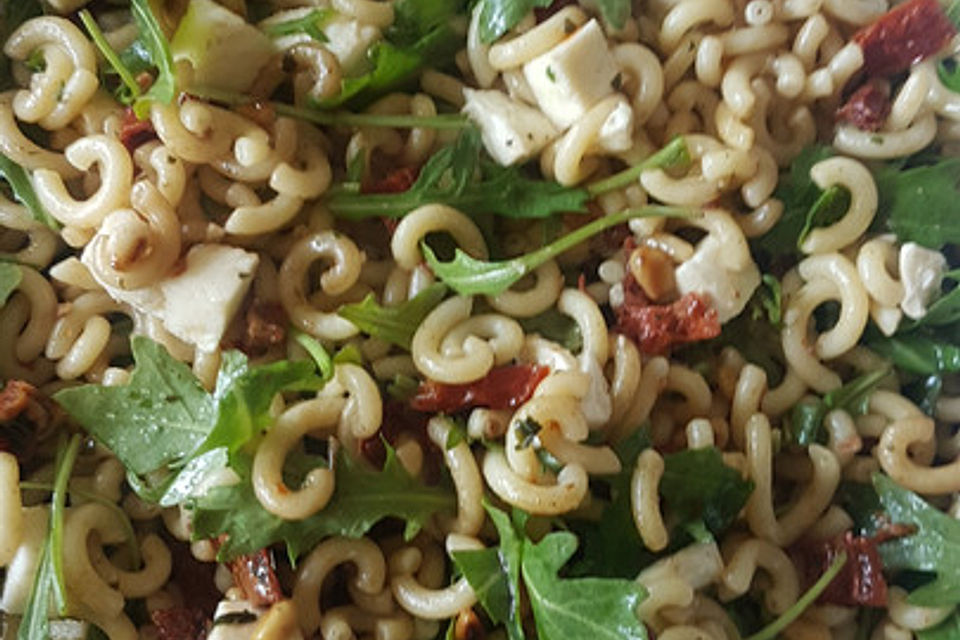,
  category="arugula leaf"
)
[947,0,960,28]
[316,15,461,109]
[474,0,552,43]
[788,366,890,446]
[517,309,583,352]
[937,58,960,94]
[338,283,448,350]
[54,337,215,476]
[903,373,944,416]
[79,10,142,102]
[593,0,632,32]
[836,482,885,537]
[918,611,960,640]
[54,337,323,500]
[903,269,960,330]
[192,444,455,561]
[867,331,960,375]
[587,136,692,196]
[757,274,783,327]
[452,503,525,639]
[522,531,647,640]
[291,329,334,381]
[565,429,653,579]
[326,128,589,220]
[660,447,754,536]
[0,0,43,90]
[455,502,646,640]
[199,355,321,455]
[744,551,847,640]
[390,0,465,47]
[261,8,333,41]
[0,152,59,229]
[18,434,81,640]
[874,473,960,607]
[880,157,960,249]
[425,205,695,297]
[130,0,177,118]
[755,145,834,256]
[797,185,850,248]
[0,262,21,306]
